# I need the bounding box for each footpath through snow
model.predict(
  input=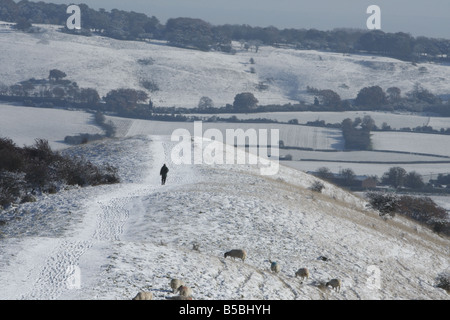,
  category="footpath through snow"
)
[0,135,448,300]
[0,135,197,299]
